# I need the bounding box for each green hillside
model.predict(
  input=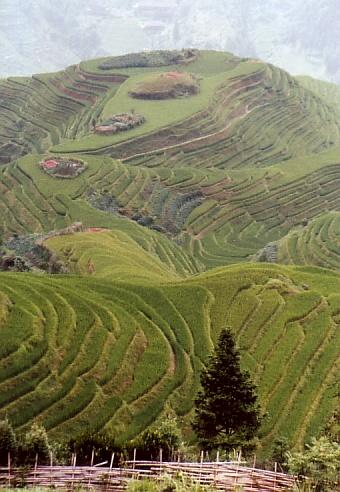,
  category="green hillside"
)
[276,212,340,271]
[0,50,339,458]
[1,148,339,268]
[0,253,339,456]
[297,75,340,117]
